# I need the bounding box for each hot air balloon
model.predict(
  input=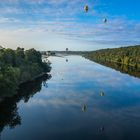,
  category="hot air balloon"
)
[103,18,107,23]
[66,48,68,51]
[100,91,105,96]
[82,104,87,112]
[84,5,89,12]
[99,126,105,132]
